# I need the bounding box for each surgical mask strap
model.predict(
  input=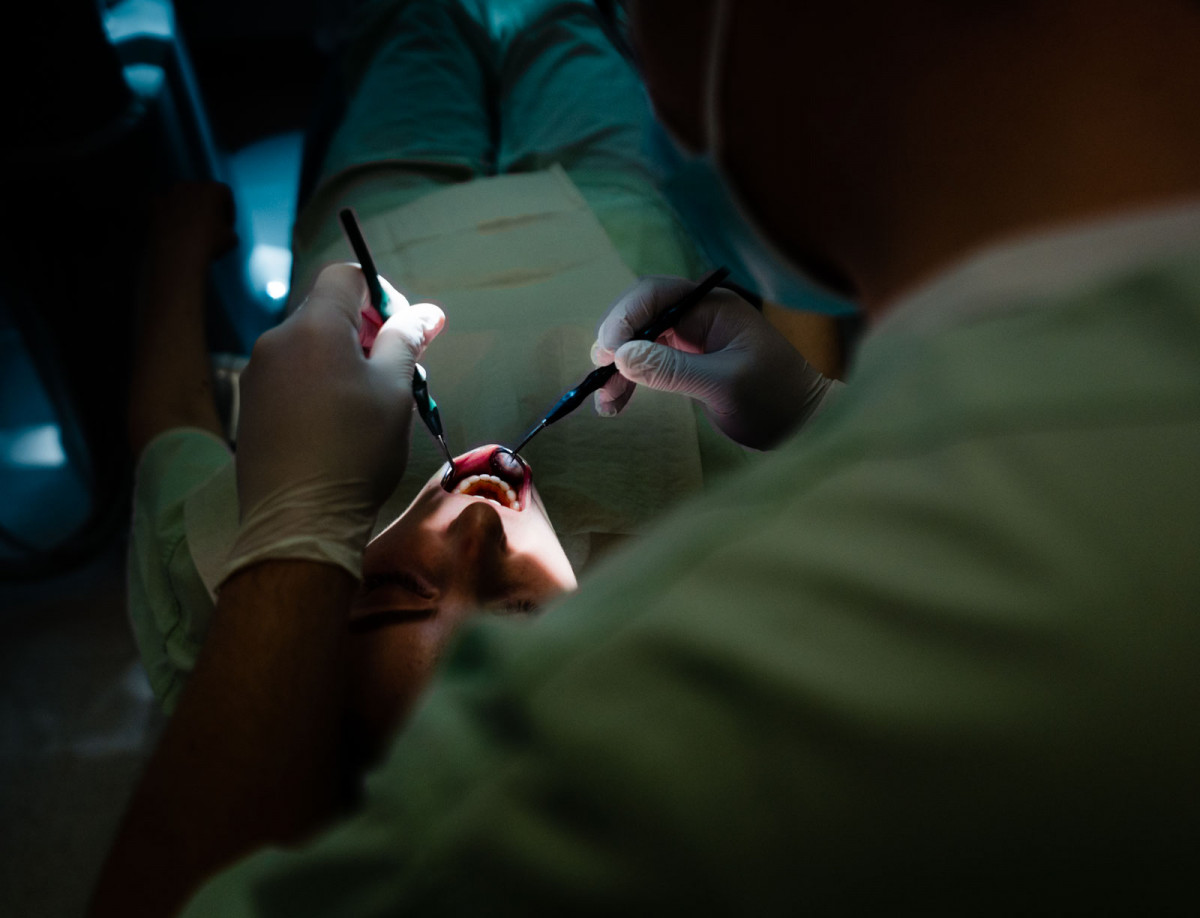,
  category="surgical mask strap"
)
[695,0,861,309]
[703,0,734,162]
